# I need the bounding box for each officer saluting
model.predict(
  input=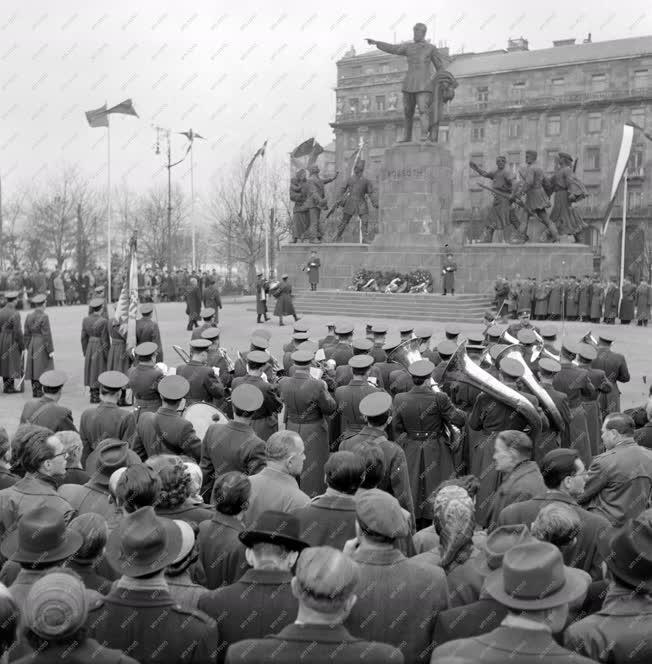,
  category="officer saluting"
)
[128,342,164,417]
[133,374,201,461]
[176,338,225,407]
[19,370,76,433]
[79,371,136,465]
[24,293,54,398]
[81,298,110,404]
[0,291,24,394]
